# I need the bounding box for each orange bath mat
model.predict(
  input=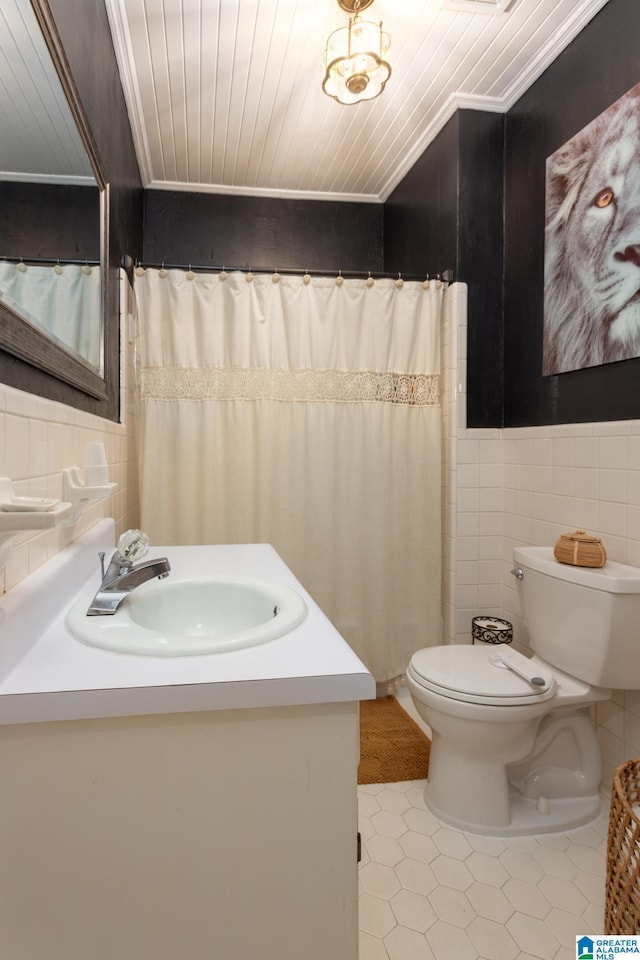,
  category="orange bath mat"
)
[358,695,431,785]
